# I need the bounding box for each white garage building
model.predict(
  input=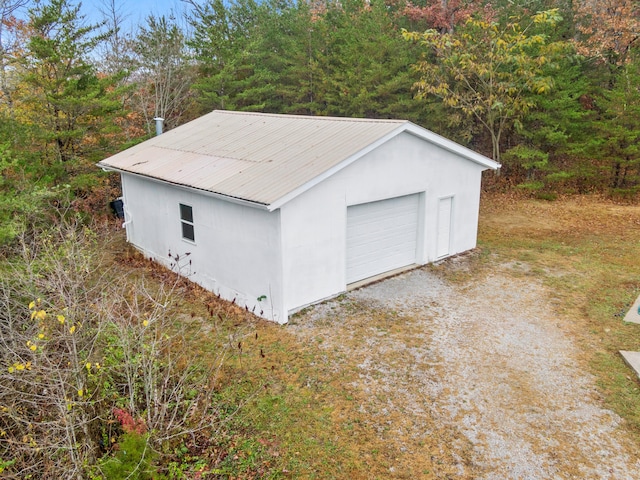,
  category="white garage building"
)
[98,110,499,323]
